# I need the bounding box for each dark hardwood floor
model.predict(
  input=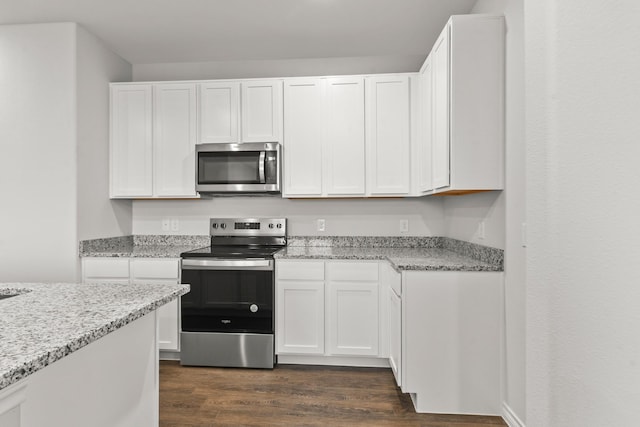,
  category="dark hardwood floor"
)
[160,361,507,427]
